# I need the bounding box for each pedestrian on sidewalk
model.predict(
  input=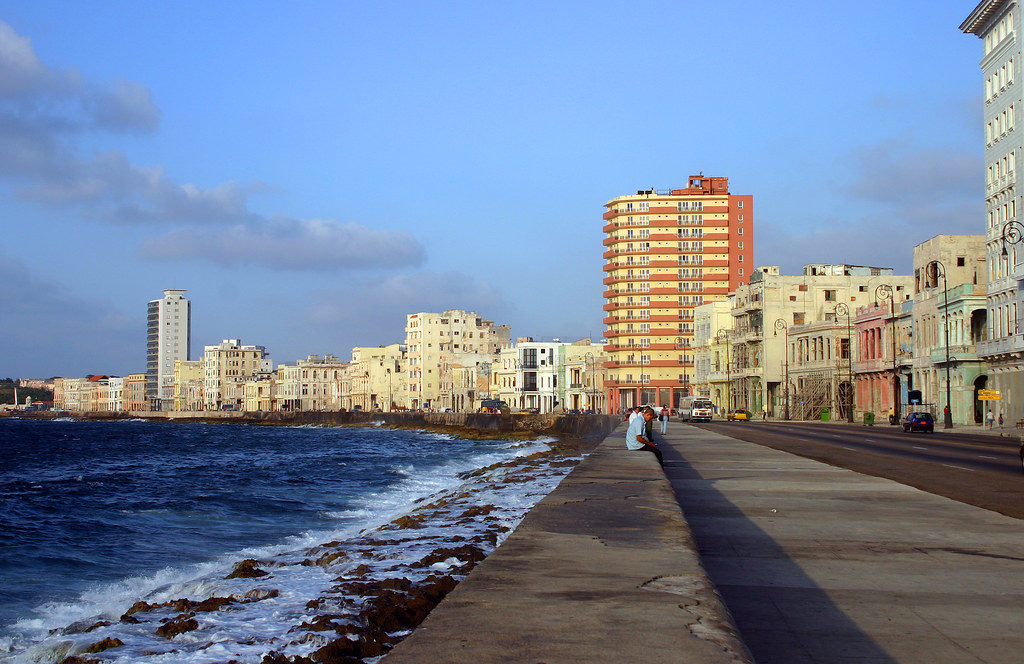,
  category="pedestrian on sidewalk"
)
[625,406,662,466]
[986,409,995,429]
[762,405,768,421]
[658,405,668,435]
[998,413,1004,428]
